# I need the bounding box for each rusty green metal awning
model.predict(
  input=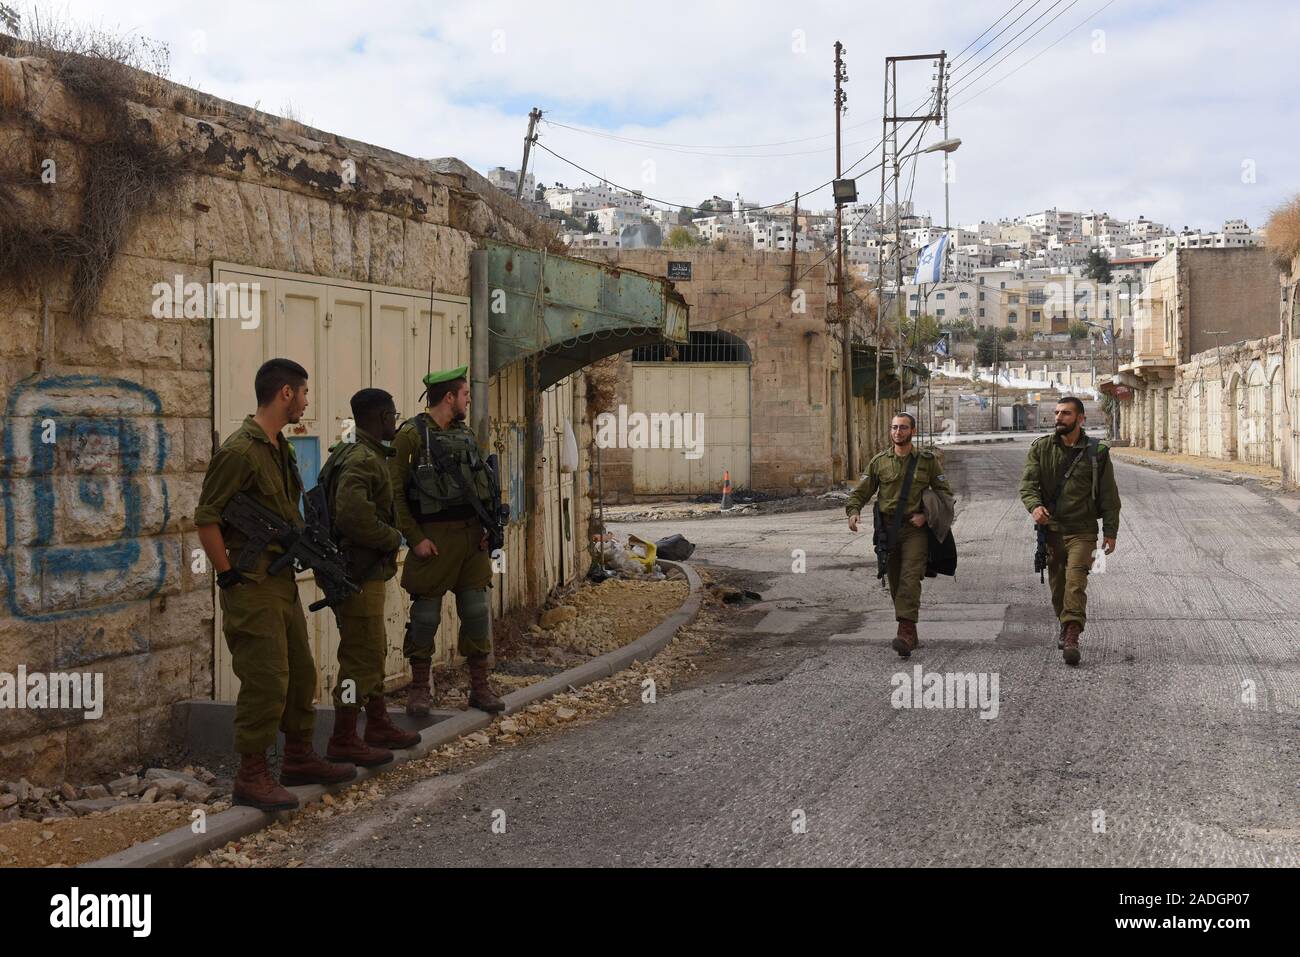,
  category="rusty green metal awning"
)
[484,241,688,389]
